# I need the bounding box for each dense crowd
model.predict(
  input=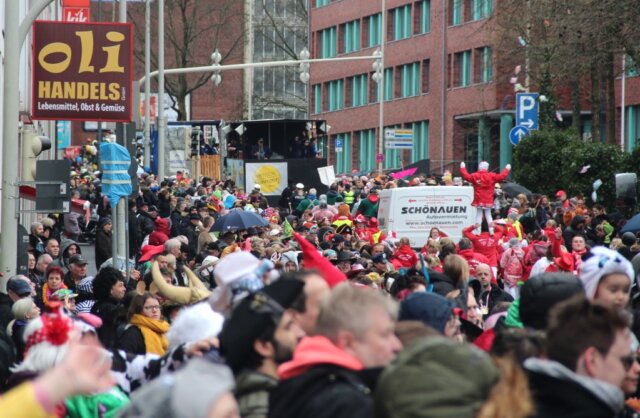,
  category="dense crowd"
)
[2,159,640,418]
